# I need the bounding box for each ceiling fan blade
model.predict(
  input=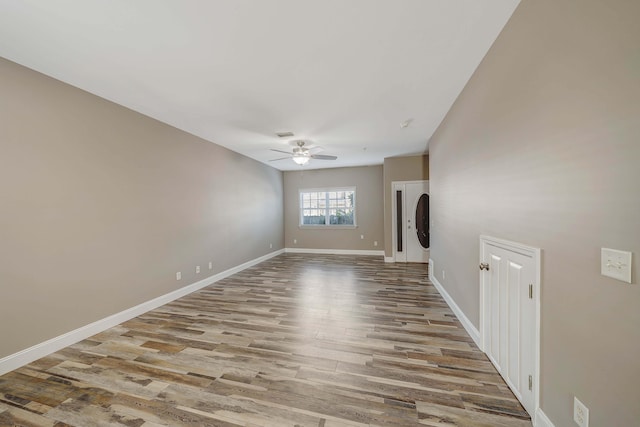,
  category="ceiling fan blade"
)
[310,154,337,160]
[269,156,293,162]
[270,148,293,155]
